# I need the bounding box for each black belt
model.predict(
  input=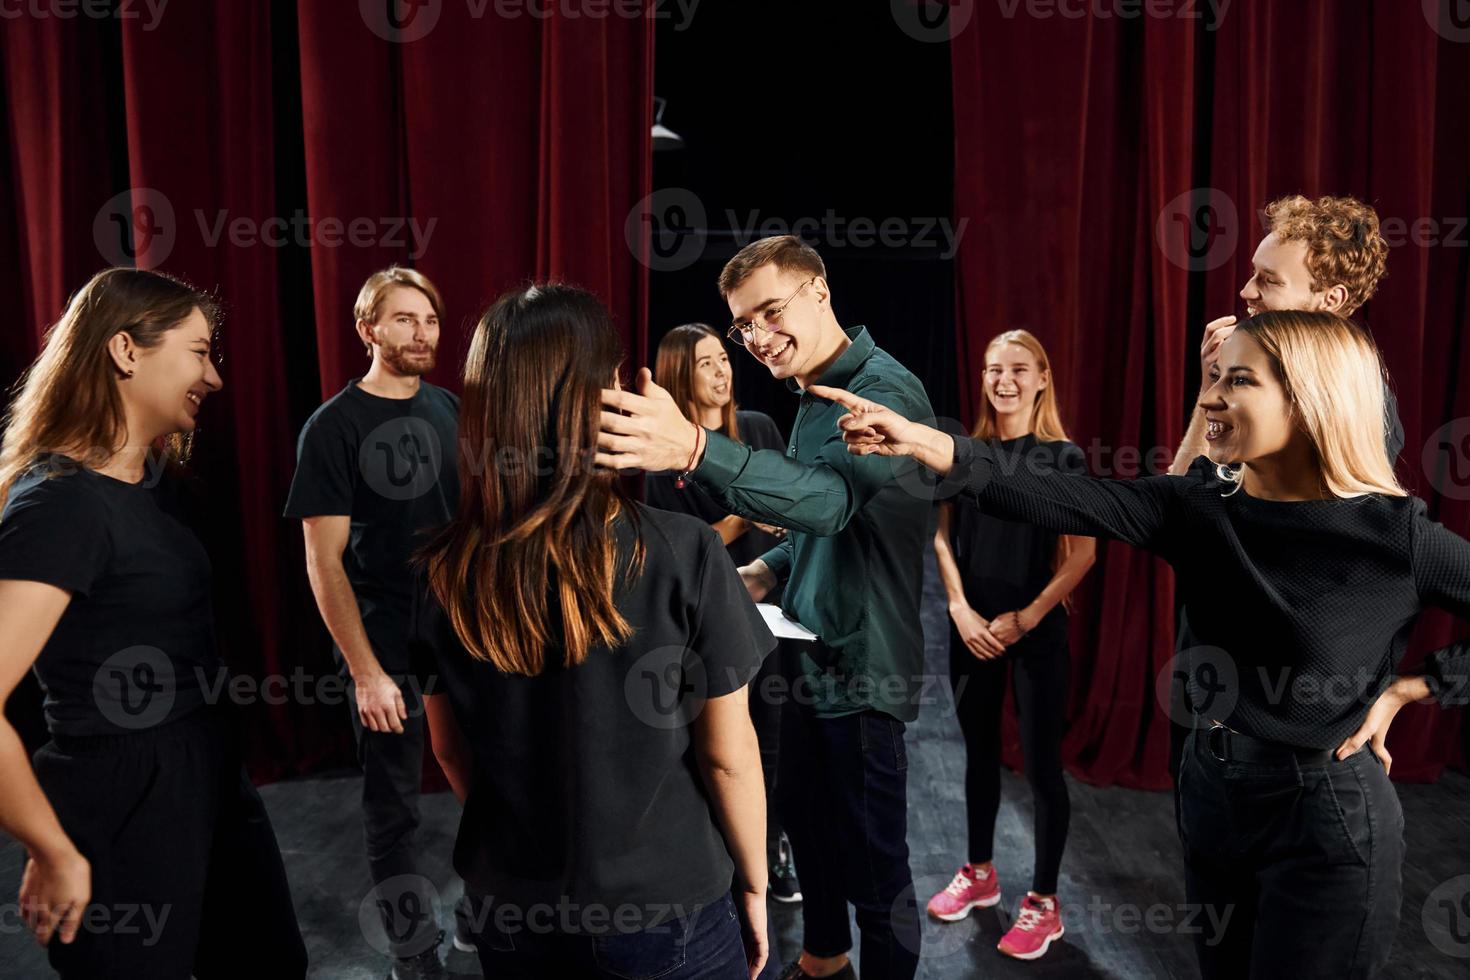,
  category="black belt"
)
[1203,724,1344,766]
